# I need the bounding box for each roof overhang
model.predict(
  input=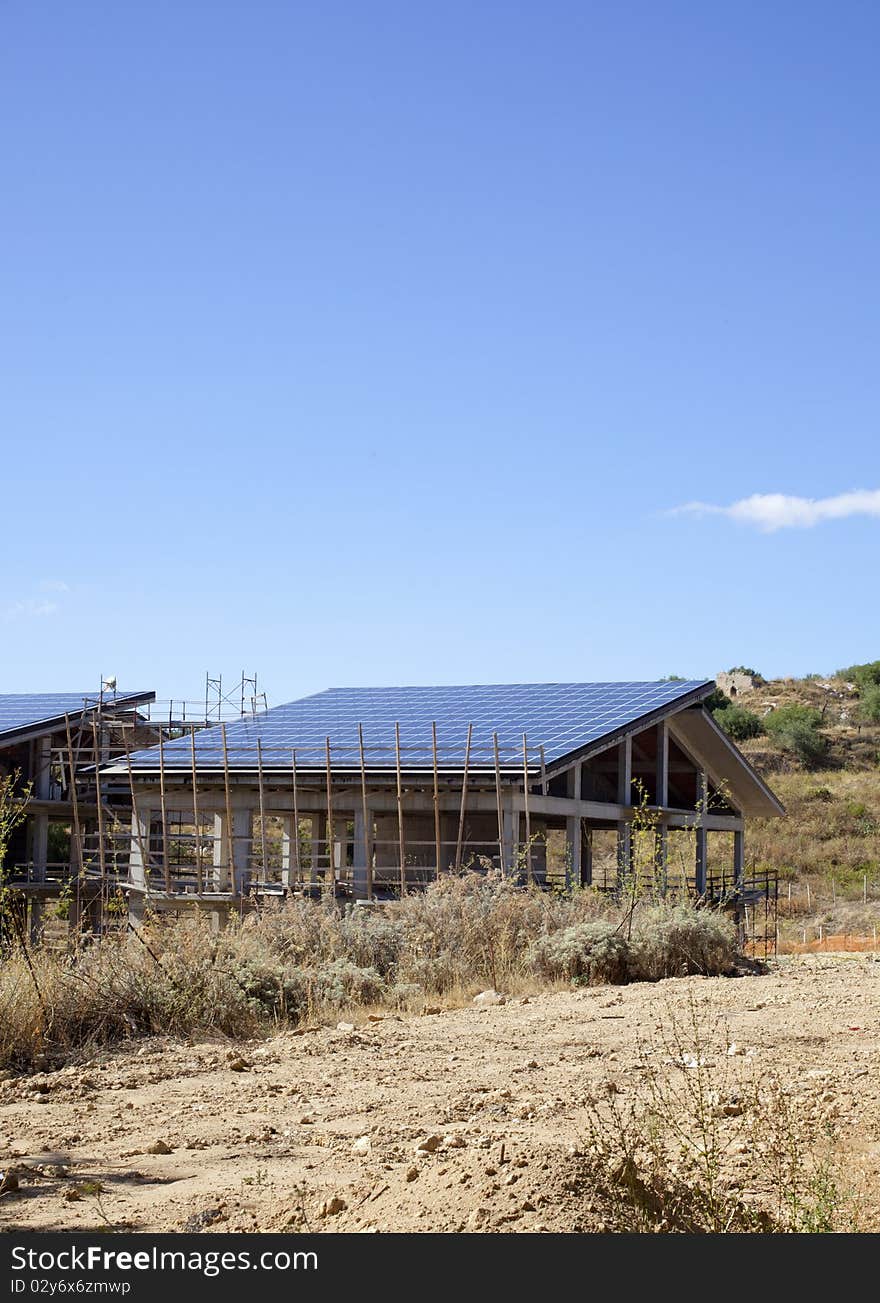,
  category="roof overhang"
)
[668,707,784,818]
